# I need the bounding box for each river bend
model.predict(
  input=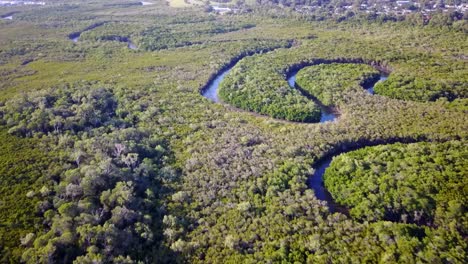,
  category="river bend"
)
[201,57,390,213]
